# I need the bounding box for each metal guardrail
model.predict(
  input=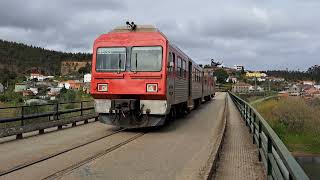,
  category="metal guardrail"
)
[229,92,309,180]
[0,101,97,139]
